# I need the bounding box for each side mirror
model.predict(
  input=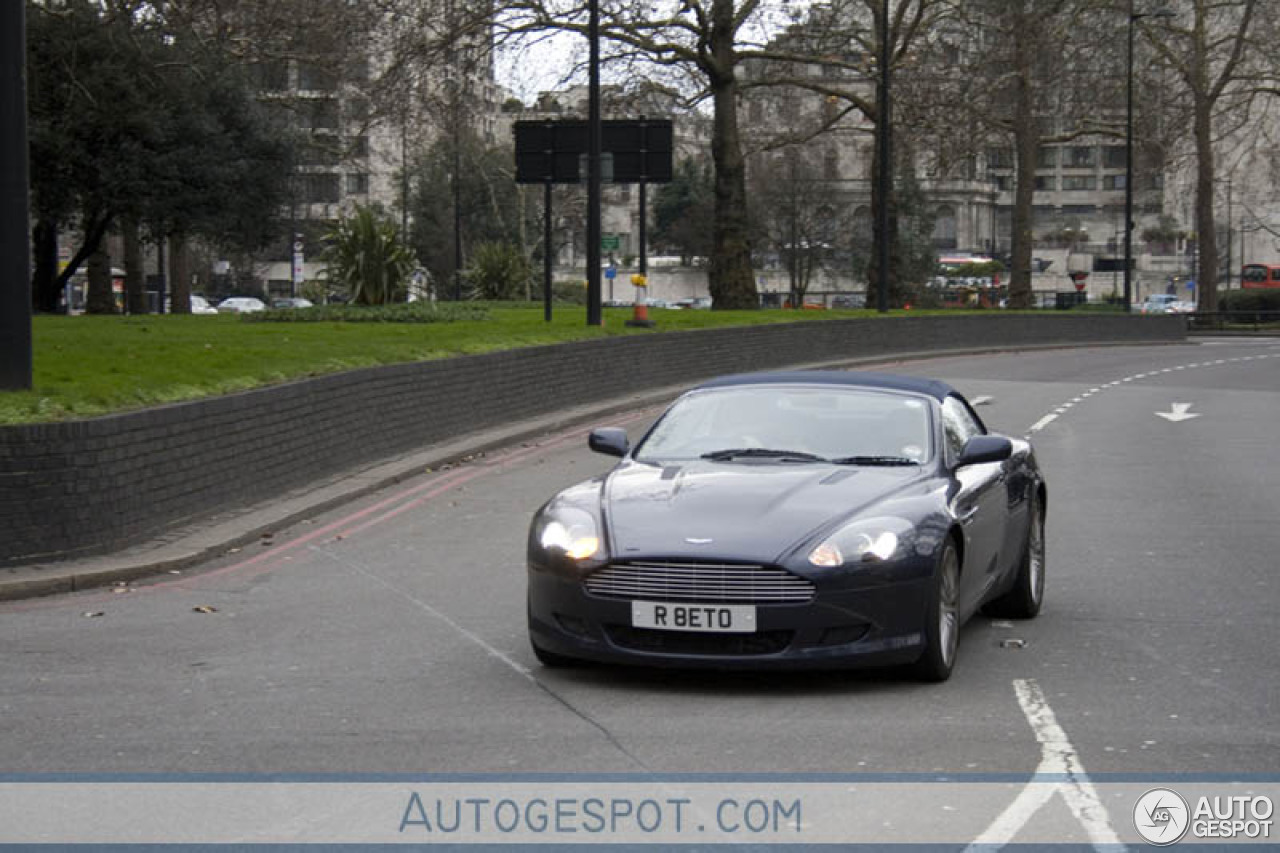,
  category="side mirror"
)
[588,427,629,458]
[957,435,1013,467]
